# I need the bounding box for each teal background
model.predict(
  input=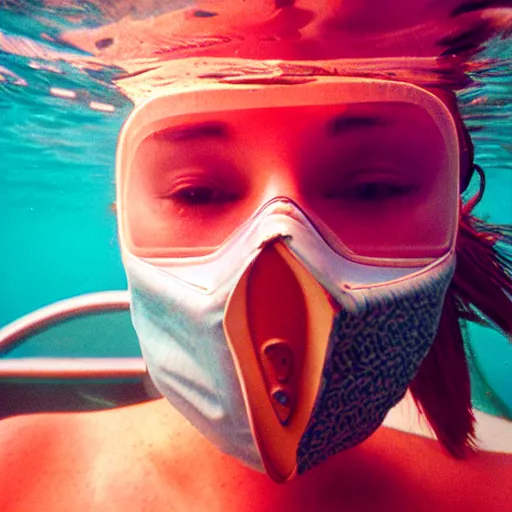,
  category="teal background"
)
[0,9,510,417]
[1,54,130,328]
